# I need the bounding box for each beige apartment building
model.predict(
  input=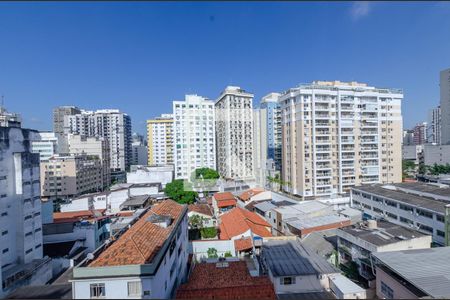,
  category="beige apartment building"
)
[40,154,103,200]
[147,114,174,165]
[68,134,111,188]
[280,81,403,198]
